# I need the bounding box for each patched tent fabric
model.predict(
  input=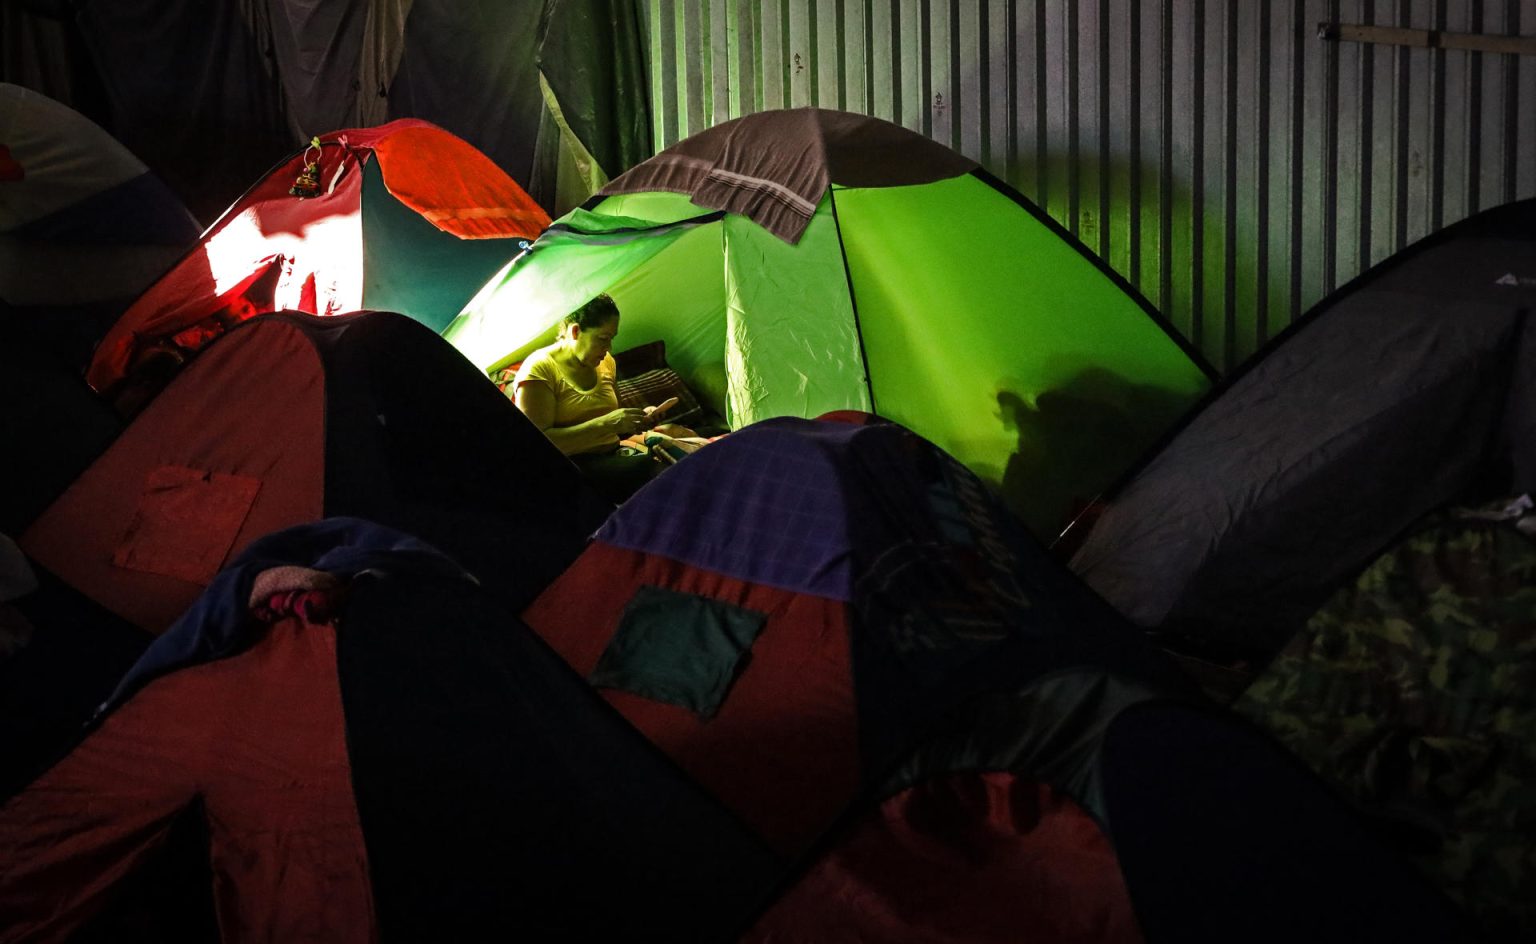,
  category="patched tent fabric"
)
[0,83,200,367]
[0,522,780,942]
[26,310,609,636]
[87,119,549,402]
[525,415,1470,941]
[444,108,1215,540]
[1068,197,1536,664]
[524,416,1195,855]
